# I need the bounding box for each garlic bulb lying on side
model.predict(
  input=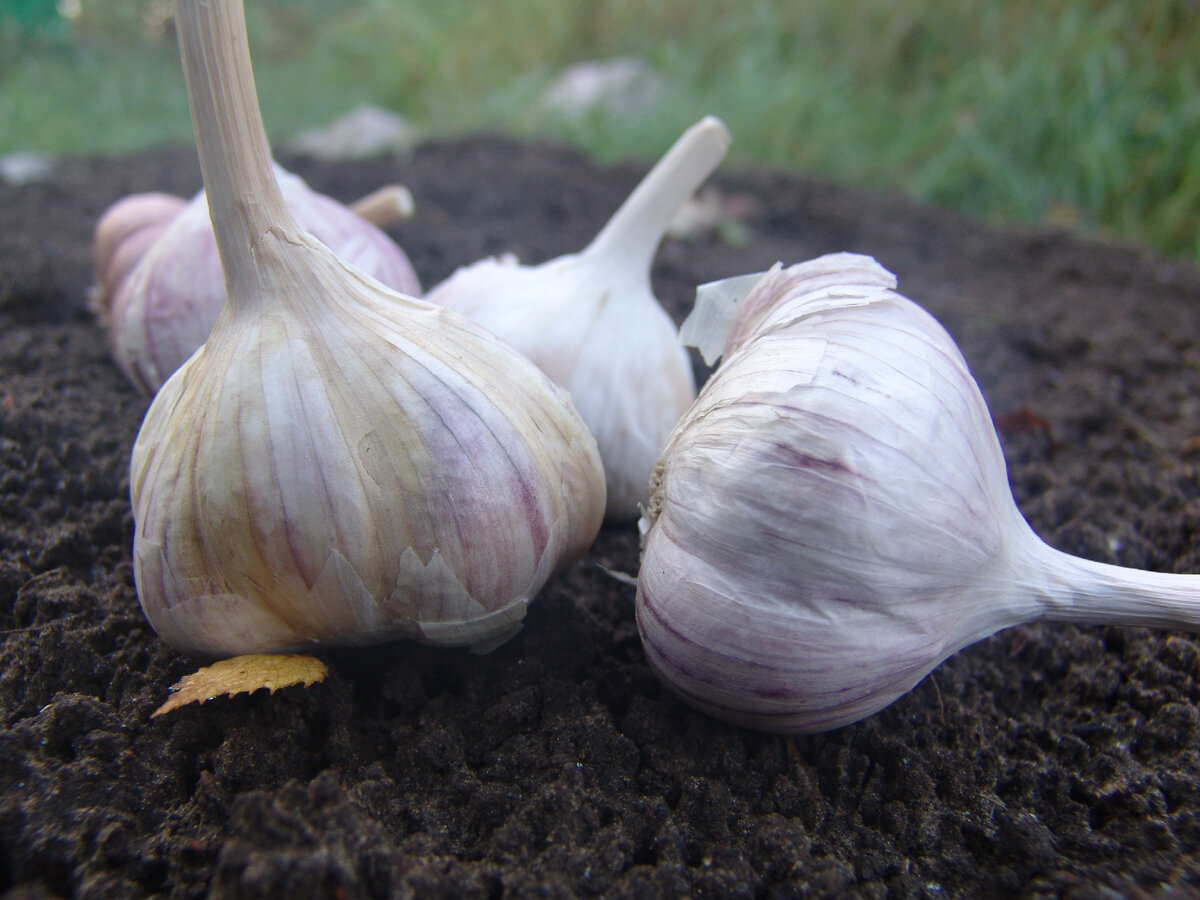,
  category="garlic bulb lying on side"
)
[132,0,606,658]
[637,252,1200,734]
[93,192,188,305]
[93,166,420,395]
[426,116,731,521]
